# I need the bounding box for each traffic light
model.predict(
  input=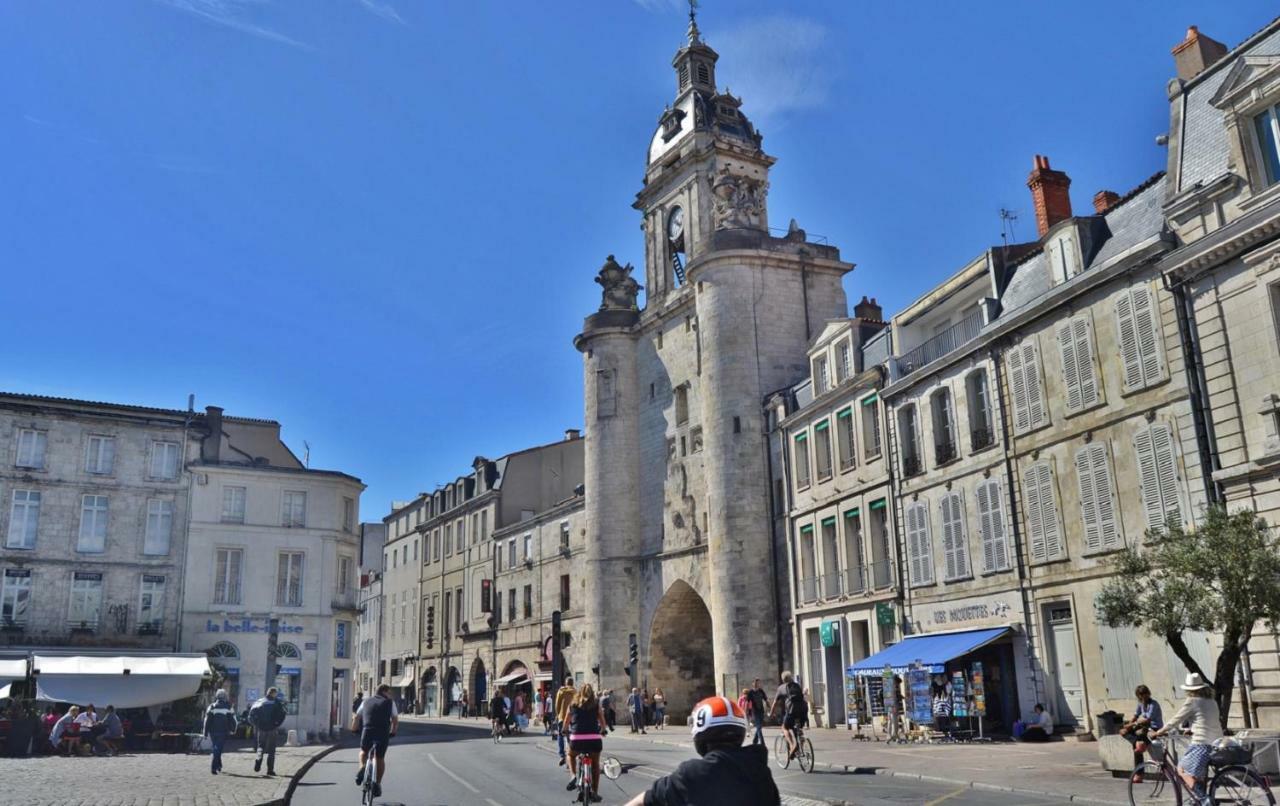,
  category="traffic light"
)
[628,633,638,667]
